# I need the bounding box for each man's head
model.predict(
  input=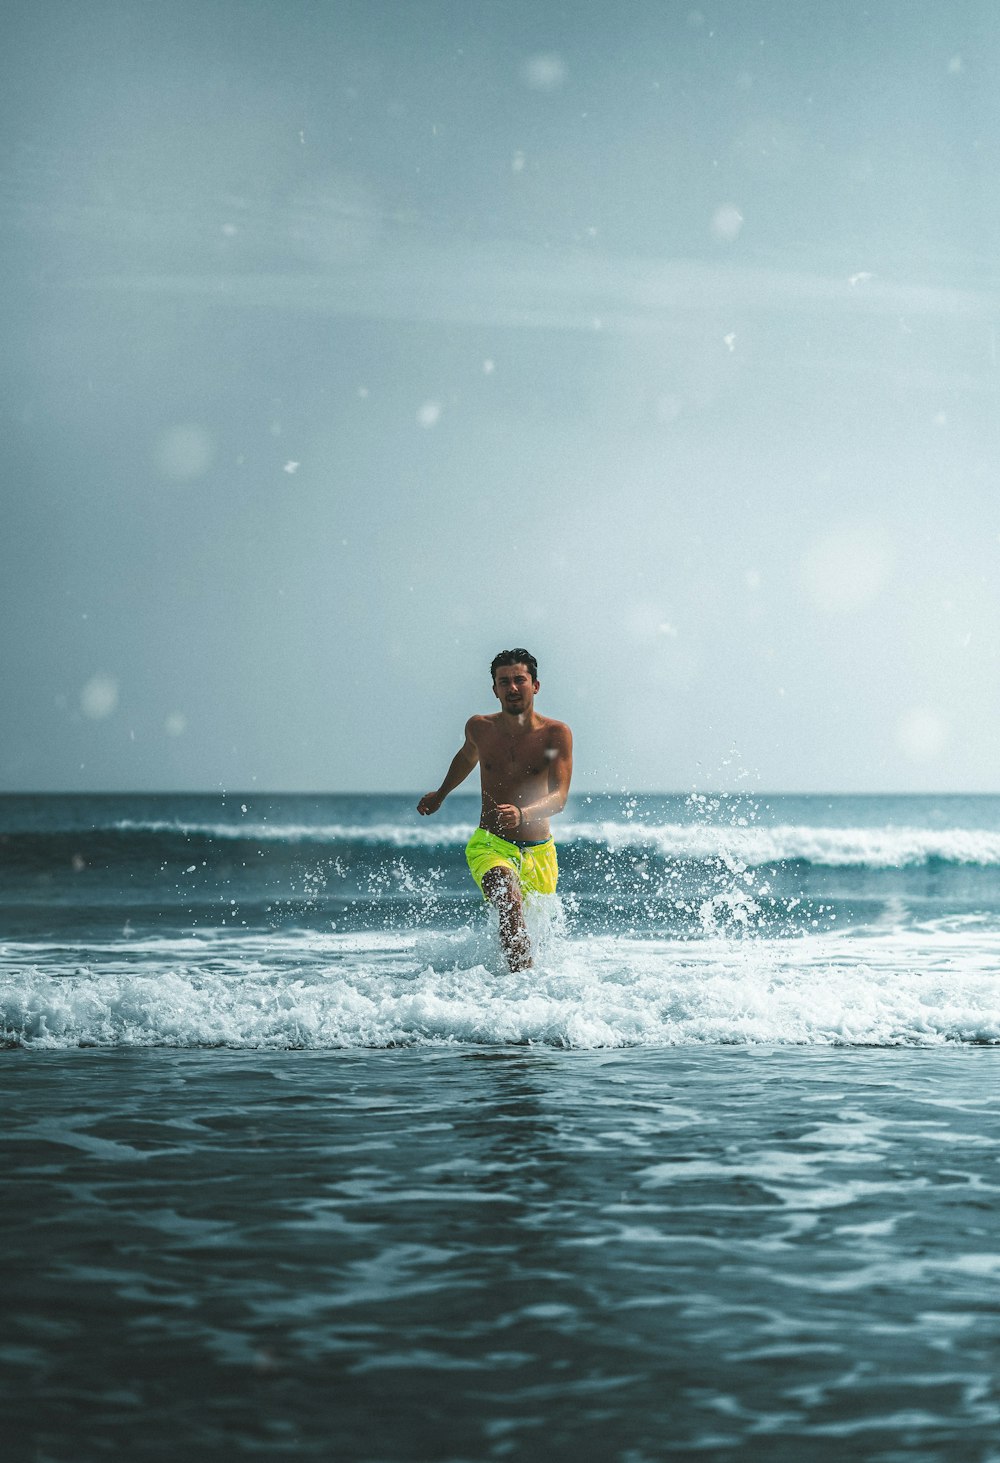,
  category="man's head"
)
[491,649,539,714]
[491,648,538,683]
